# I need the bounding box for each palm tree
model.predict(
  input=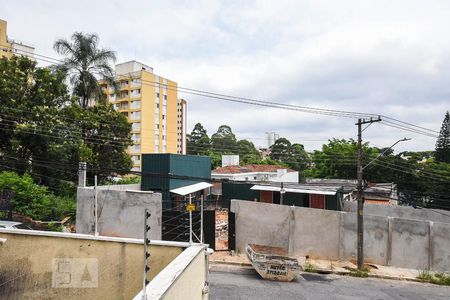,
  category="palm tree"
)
[54,32,116,109]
